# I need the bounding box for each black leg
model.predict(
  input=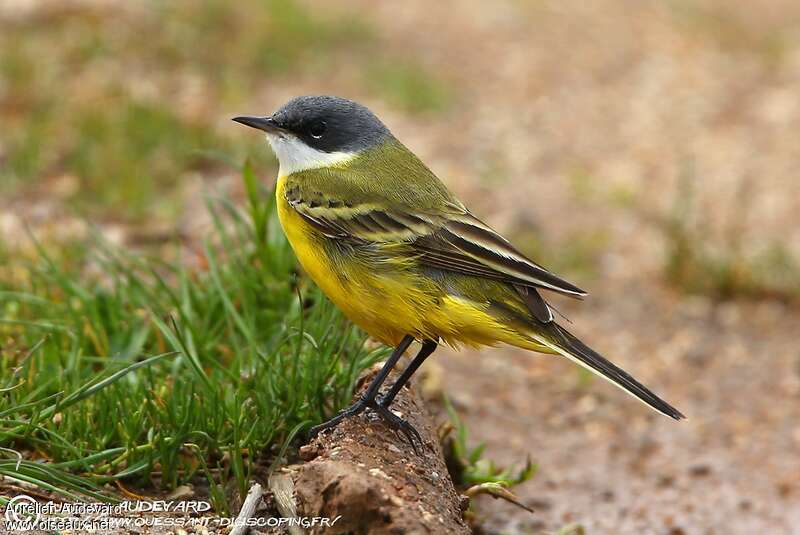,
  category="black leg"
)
[378,339,438,408]
[360,335,414,402]
[308,334,414,439]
